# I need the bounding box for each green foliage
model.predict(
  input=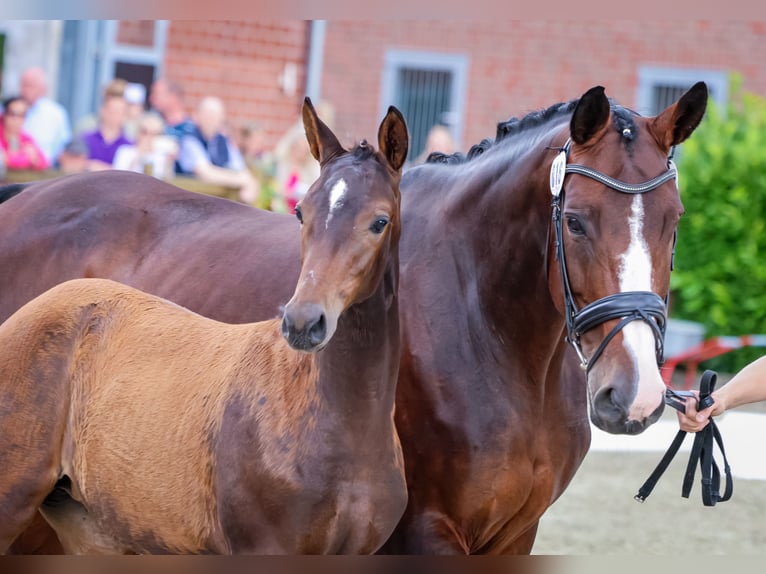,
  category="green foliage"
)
[670,75,766,372]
